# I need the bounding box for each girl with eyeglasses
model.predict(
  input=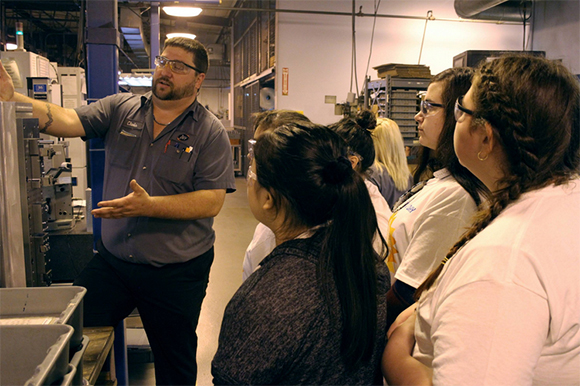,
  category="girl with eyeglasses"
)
[212,123,390,385]
[383,55,580,385]
[385,67,489,330]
